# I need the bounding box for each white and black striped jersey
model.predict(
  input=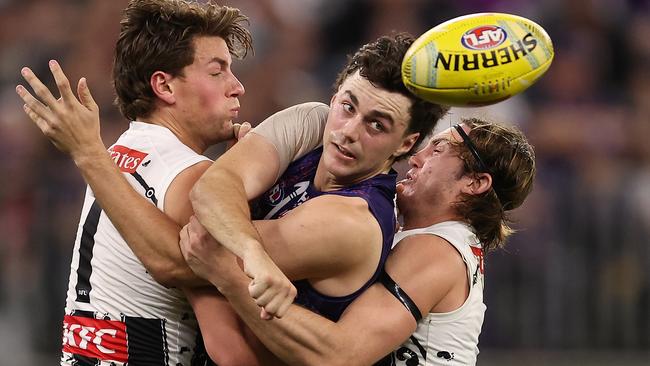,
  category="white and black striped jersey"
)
[377,221,486,366]
[60,122,210,366]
